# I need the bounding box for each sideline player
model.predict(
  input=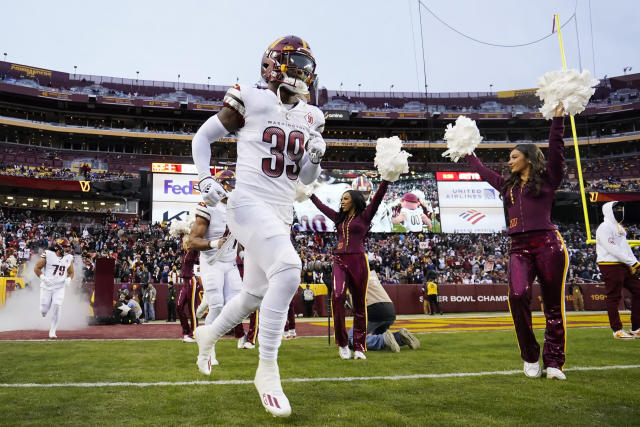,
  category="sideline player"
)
[596,201,640,339]
[177,249,203,342]
[191,35,325,417]
[34,238,74,339]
